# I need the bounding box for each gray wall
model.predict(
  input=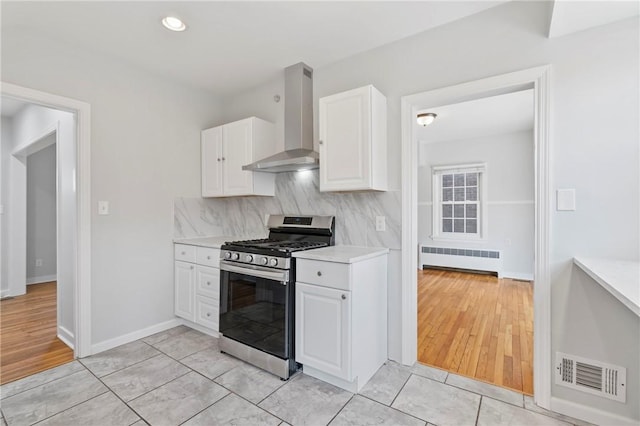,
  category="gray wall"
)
[26,140,57,282]
[418,130,535,279]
